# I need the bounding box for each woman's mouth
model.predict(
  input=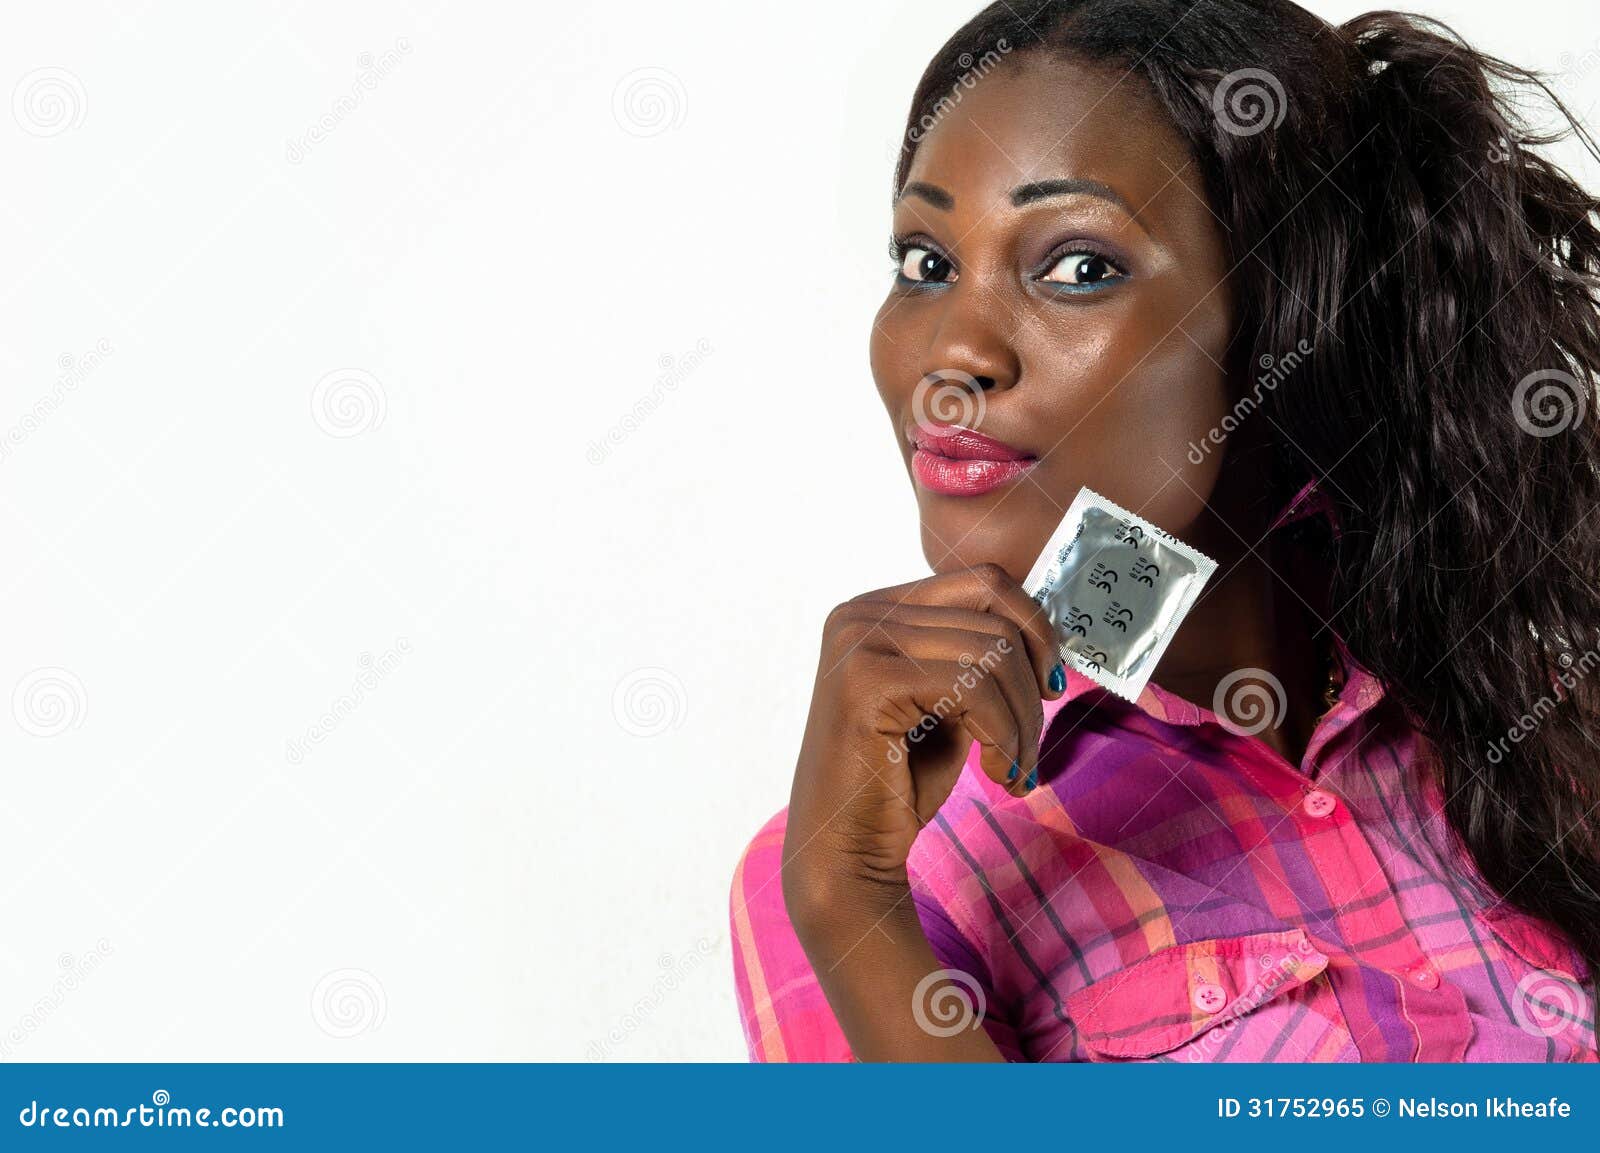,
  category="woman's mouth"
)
[908,423,1038,497]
